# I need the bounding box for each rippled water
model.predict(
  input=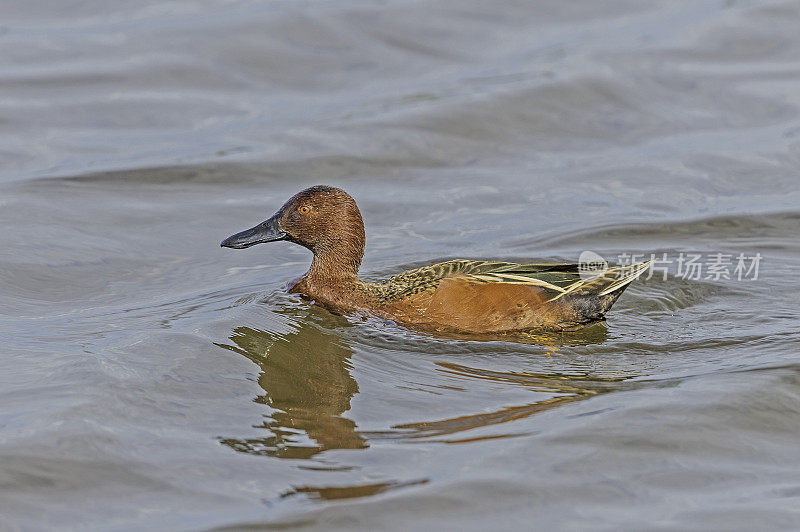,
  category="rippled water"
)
[2,0,800,530]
